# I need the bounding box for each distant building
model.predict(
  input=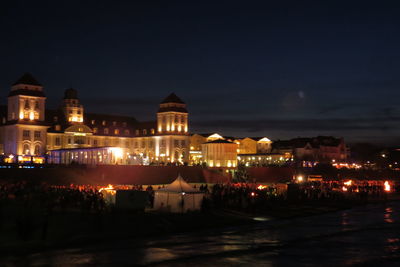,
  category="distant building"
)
[0,73,190,164]
[234,137,272,154]
[237,153,291,167]
[190,133,276,166]
[201,139,238,168]
[272,136,348,164]
[189,133,232,164]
